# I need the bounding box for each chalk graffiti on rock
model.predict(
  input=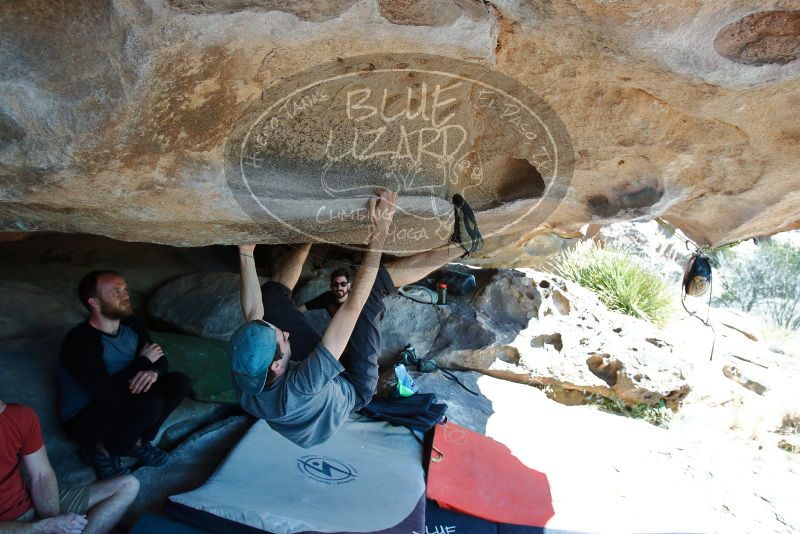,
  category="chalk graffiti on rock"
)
[226,54,574,255]
[475,88,553,174]
[321,84,473,198]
